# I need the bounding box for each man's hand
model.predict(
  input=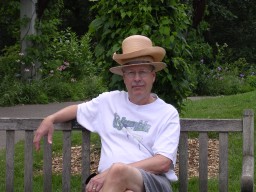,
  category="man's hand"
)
[33,116,54,151]
[86,171,108,192]
[33,105,78,151]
